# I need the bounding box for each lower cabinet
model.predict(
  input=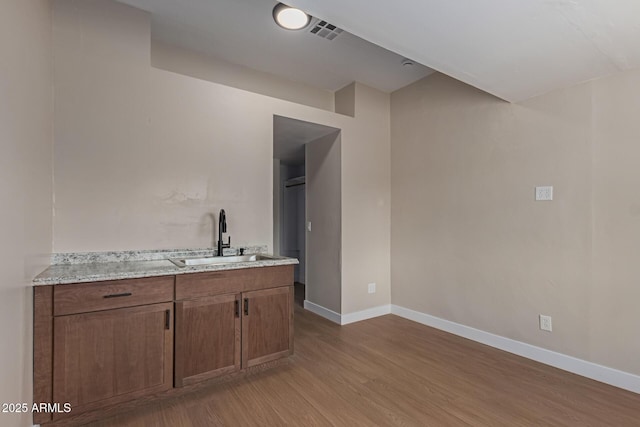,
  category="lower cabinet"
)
[174,266,294,387]
[53,303,174,419]
[175,285,294,386]
[174,293,242,387]
[33,265,294,425]
[243,286,294,368]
